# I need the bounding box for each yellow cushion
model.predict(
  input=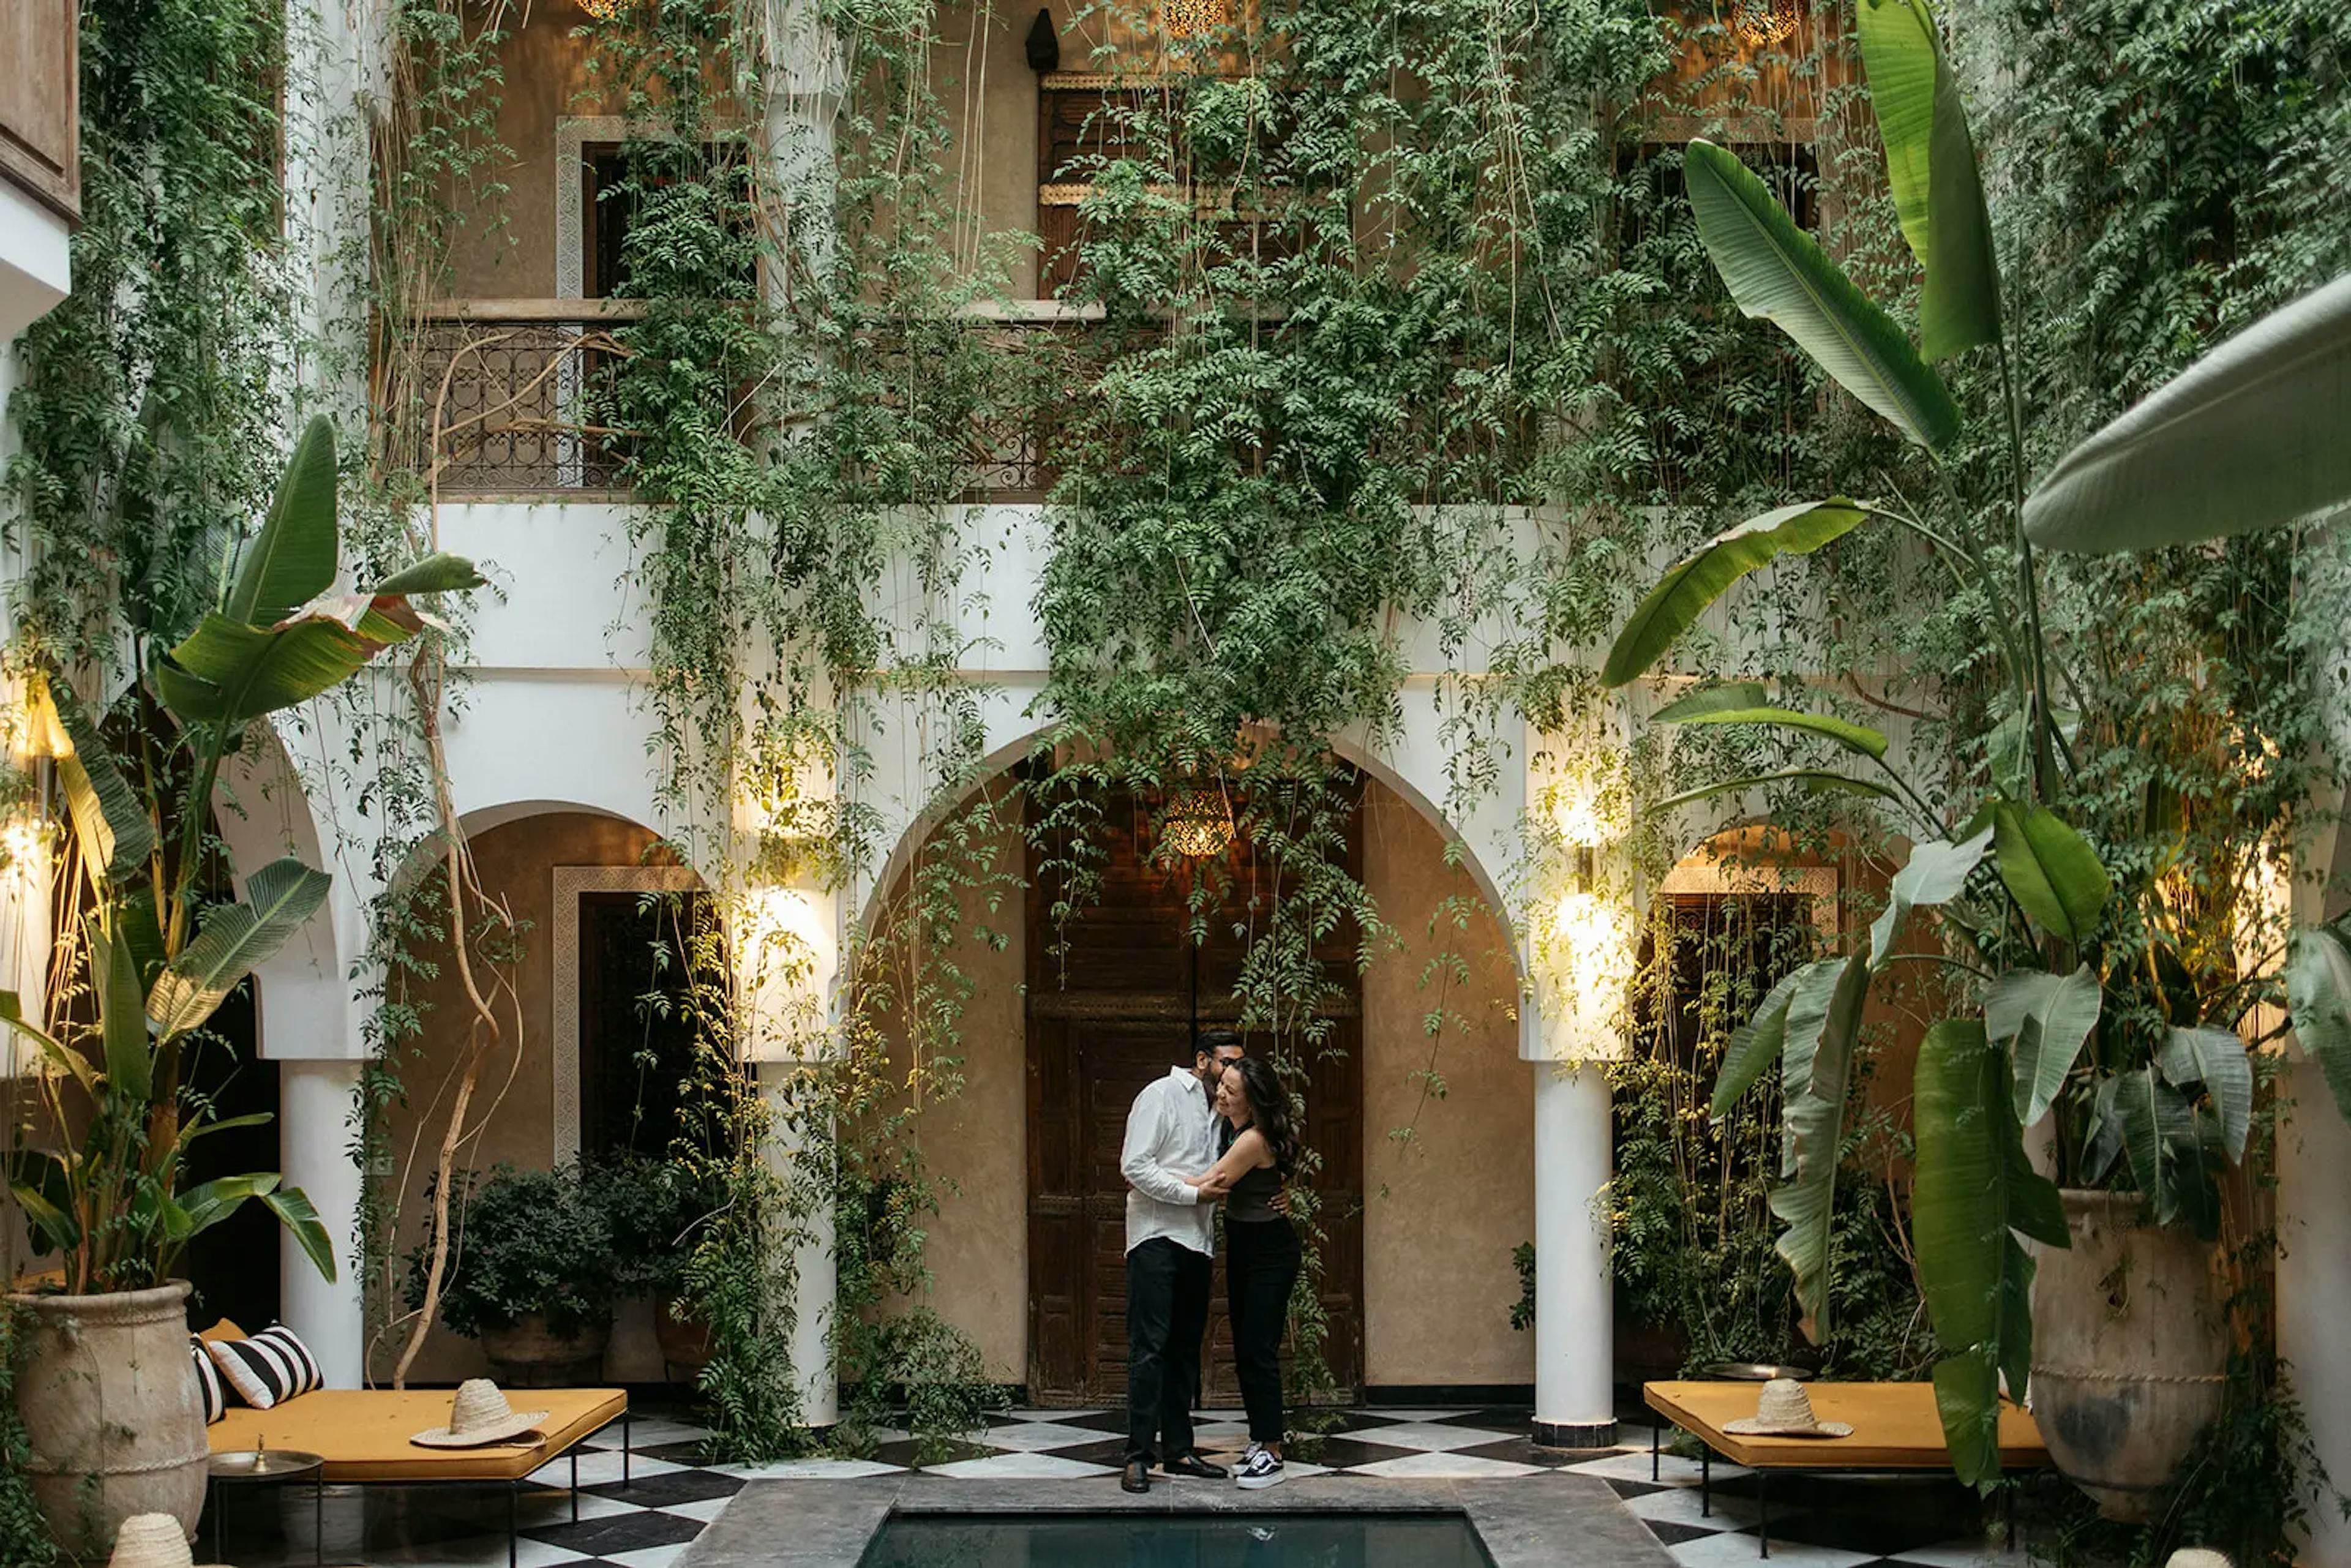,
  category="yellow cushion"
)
[198,1319,246,1344]
[209,1388,628,1482]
